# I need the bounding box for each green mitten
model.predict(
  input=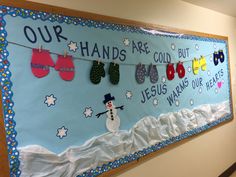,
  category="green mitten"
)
[99,62,105,78]
[109,62,120,85]
[90,61,105,84]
